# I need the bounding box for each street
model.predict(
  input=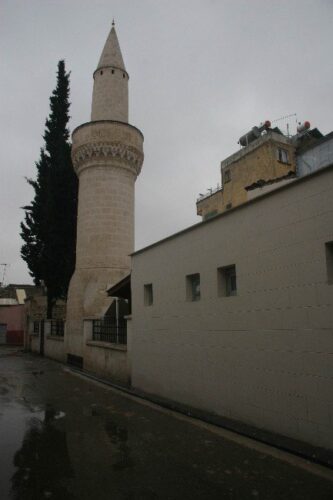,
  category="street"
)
[0,346,332,500]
